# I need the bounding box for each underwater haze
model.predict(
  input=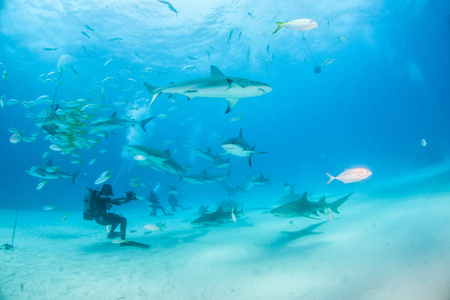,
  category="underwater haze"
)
[1,0,450,299]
